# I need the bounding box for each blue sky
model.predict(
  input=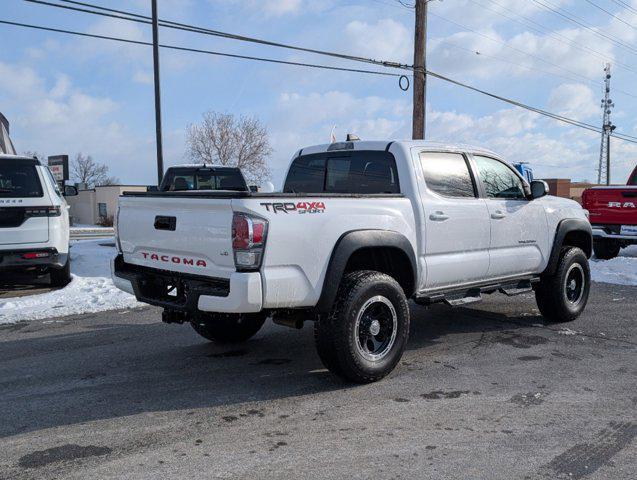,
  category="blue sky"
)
[2,0,637,186]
